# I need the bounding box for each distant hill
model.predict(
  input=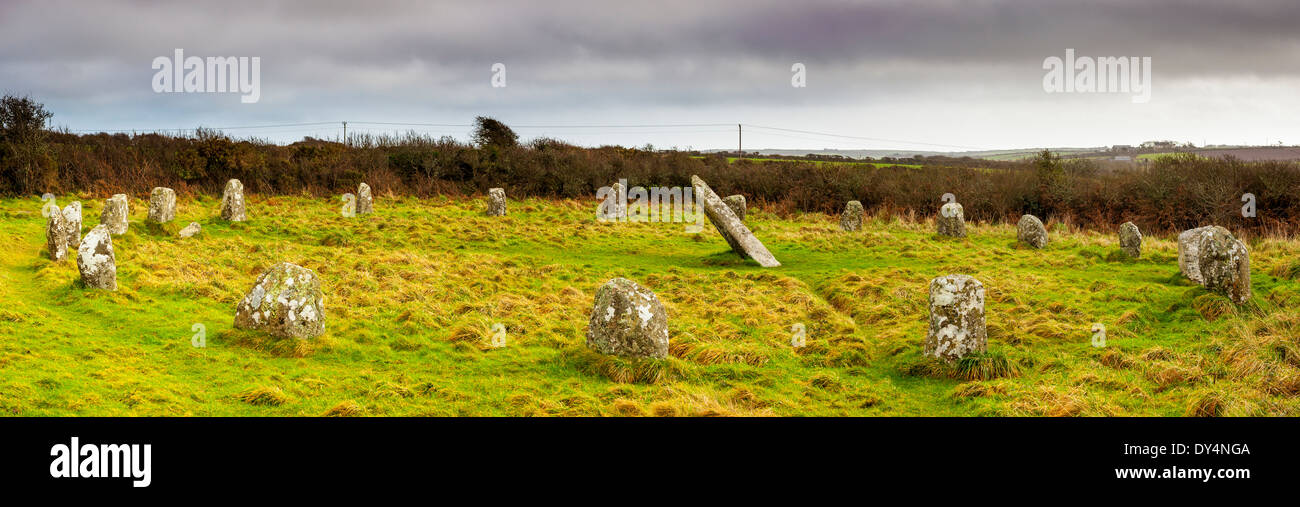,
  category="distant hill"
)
[700,147,1100,161]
